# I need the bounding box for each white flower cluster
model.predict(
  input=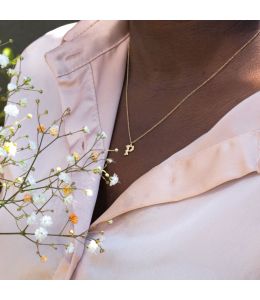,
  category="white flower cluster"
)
[0,54,9,68]
[0,52,118,262]
[4,104,19,117]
